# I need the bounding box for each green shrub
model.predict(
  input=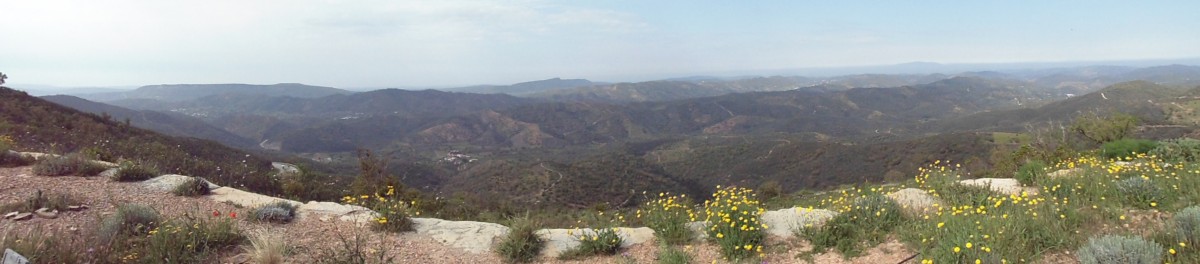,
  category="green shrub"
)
[142,216,245,263]
[638,192,695,245]
[0,151,34,167]
[172,177,212,196]
[1175,206,1200,246]
[99,204,161,240]
[495,216,545,263]
[253,201,298,224]
[0,226,88,263]
[560,227,623,260]
[1150,138,1200,162]
[656,243,693,264]
[342,185,417,233]
[112,161,159,182]
[32,153,108,176]
[0,190,78,213]
[1077,235,1162,264]
[1115,177,1165,209]
[704,186,765,261]
[1015,160,1047,186]
[803,194,903,257]
[1102,139,1159,160]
